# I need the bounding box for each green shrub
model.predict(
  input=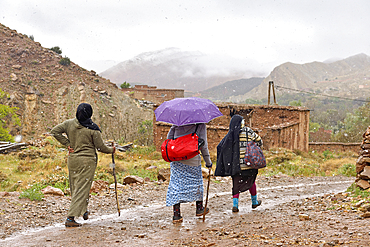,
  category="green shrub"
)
[0,170,7,182]
[95,171,111,181]
[50,46,62,54]
[323,150,334,160]
[59,56,71,66]
[19,184,44,201]
[289,100,302,106]
[347,183,370,199]
[44,172,69,193]
[127,166,157,181]
[127,145,156,156]
[29,35,34,41]
[0,90,21,141]
[336,163,356,177]
[0,128,14,142]
[135,120,153,146]
[120,81,131,89]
